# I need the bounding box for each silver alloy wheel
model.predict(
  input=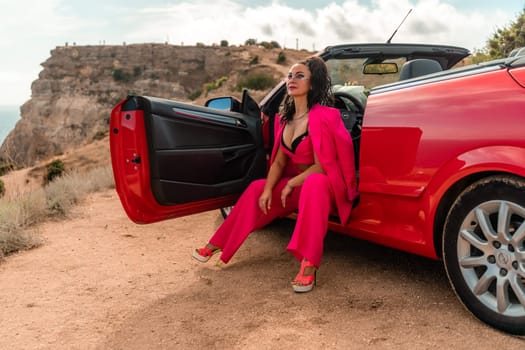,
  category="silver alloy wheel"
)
[458,200,525,317]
